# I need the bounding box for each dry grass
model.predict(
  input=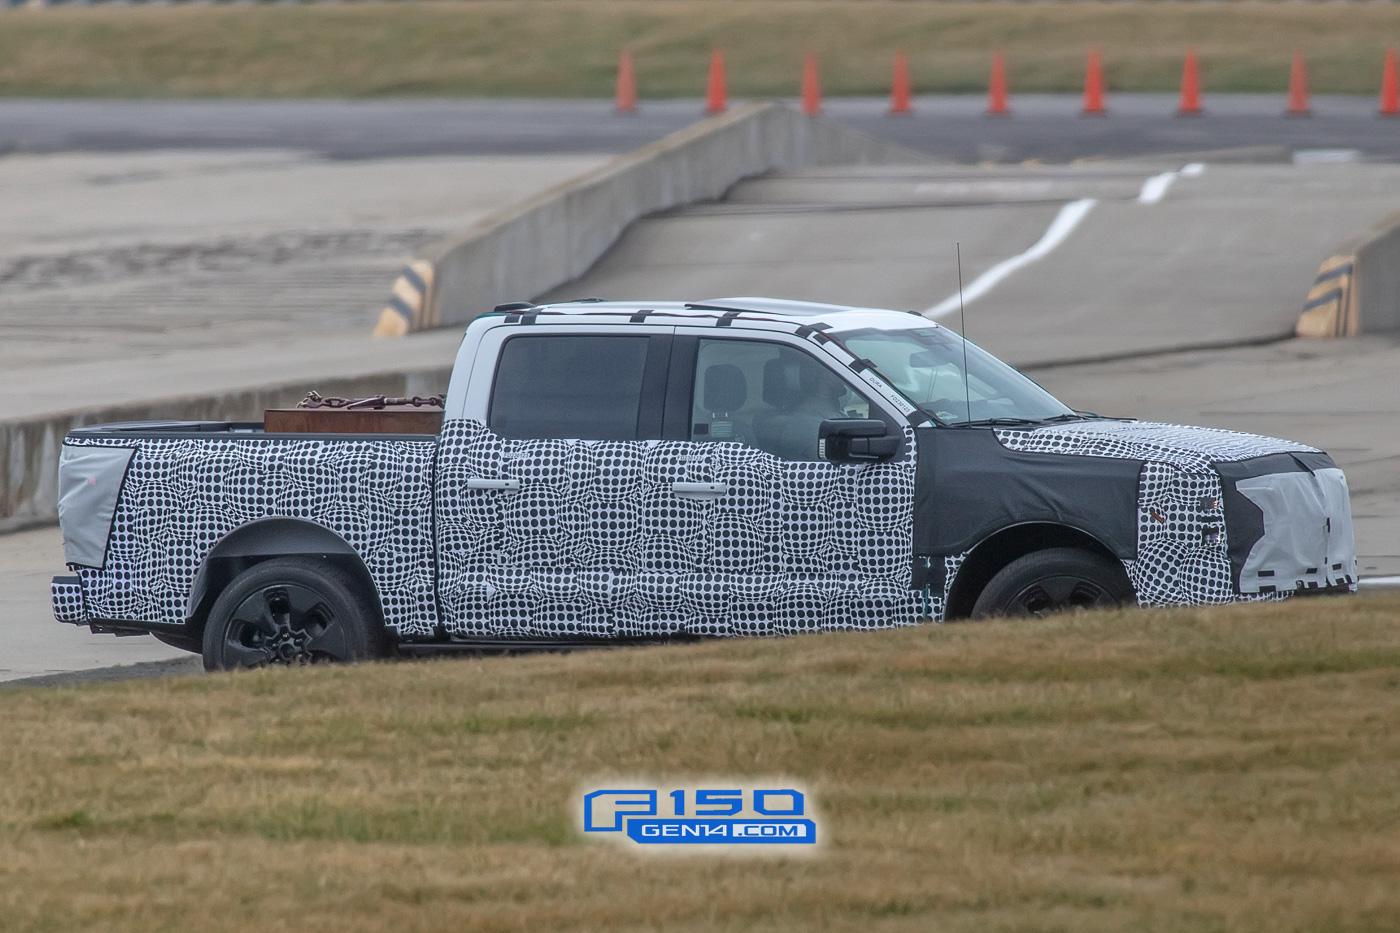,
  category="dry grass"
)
[2,2,1400,98]
[2,595,1400,931]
